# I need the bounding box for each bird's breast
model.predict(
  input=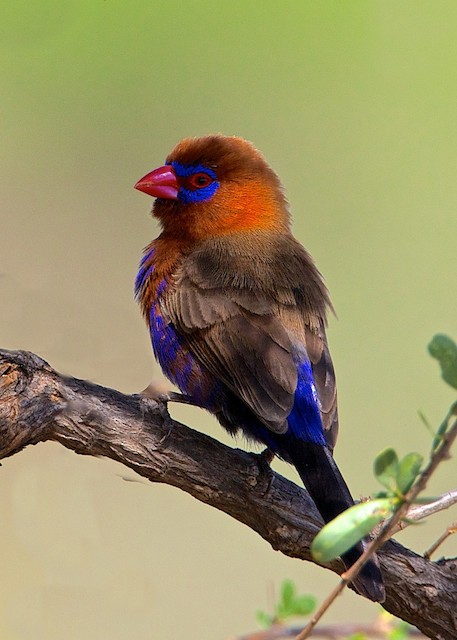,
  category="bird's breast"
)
[135,239,220,405]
